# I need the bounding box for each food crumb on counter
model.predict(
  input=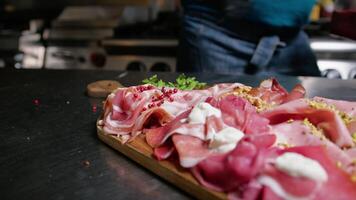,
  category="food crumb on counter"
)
[33,99,40,106]
[82,160,90,167]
